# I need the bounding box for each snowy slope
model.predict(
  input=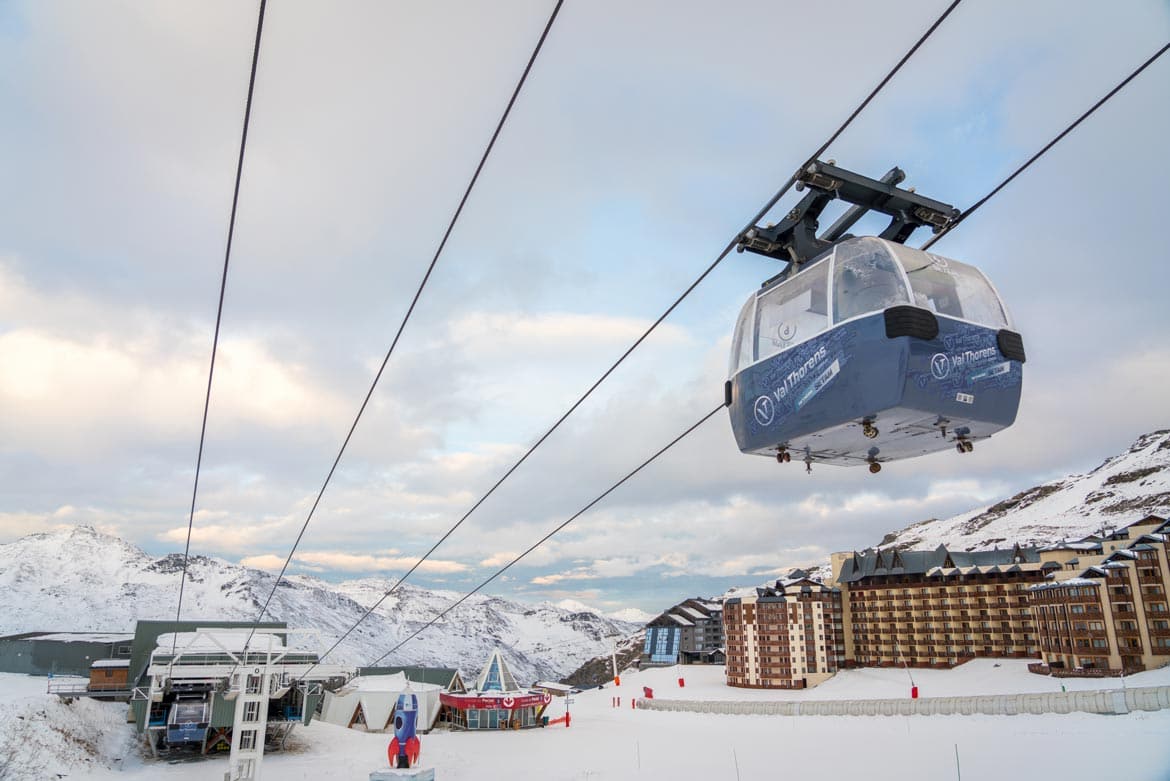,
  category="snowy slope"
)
[877,429,1170,551]
[5,664,1170,781]
[0,526,639,683]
